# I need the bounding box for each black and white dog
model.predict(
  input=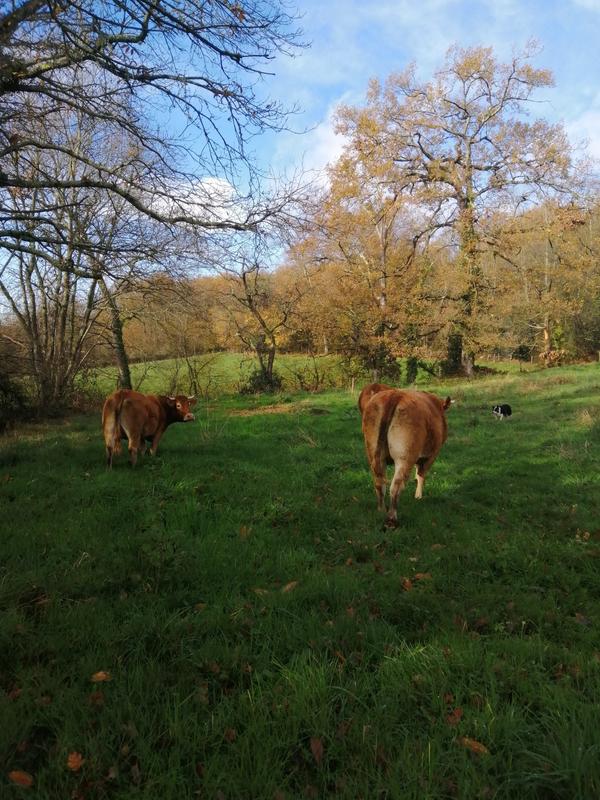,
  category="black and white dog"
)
[492,403,512,420]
